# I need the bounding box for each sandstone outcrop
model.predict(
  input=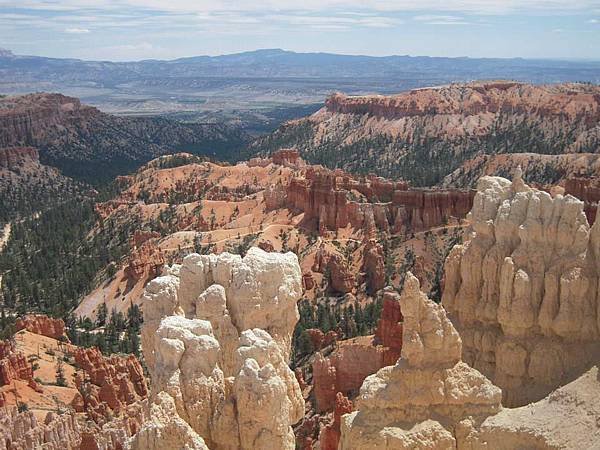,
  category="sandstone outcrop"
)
[74,347,148,425]
[374,289,403,364]
[287,166,473,234]
[564,176,600,224]
[272,148,303,168]
[340,273,502,449]
[131,248,304,450]
[318,393,353,450]
[0,340,42,392]
[312,337,397,413]
[362,239,385,293]
[443,171,600,406]
[312,244,355,294]
[124,240,165,283]
[459,365,600,449]
[15,314,67,341]
[0,407,81,450]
